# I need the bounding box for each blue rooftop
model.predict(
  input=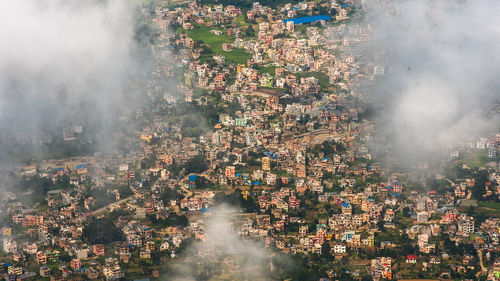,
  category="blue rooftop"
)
[283,15,331,25]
